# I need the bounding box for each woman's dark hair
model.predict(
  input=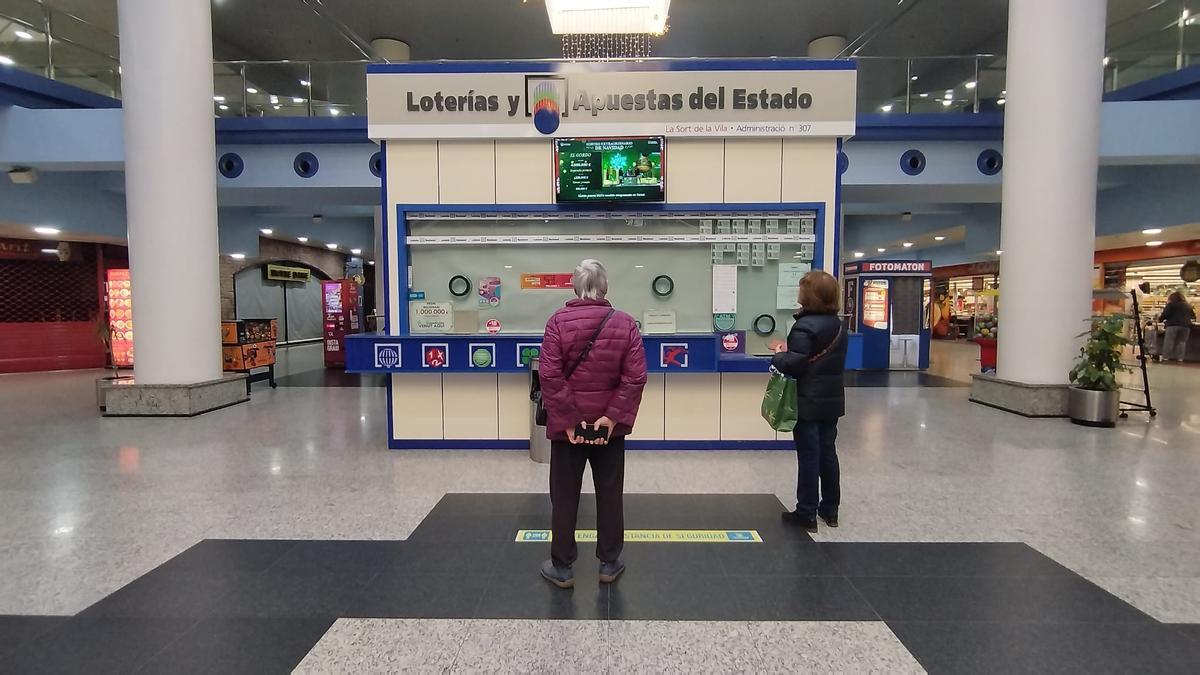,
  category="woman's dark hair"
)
[798,270,841,314]
[1168,291,1186,303]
